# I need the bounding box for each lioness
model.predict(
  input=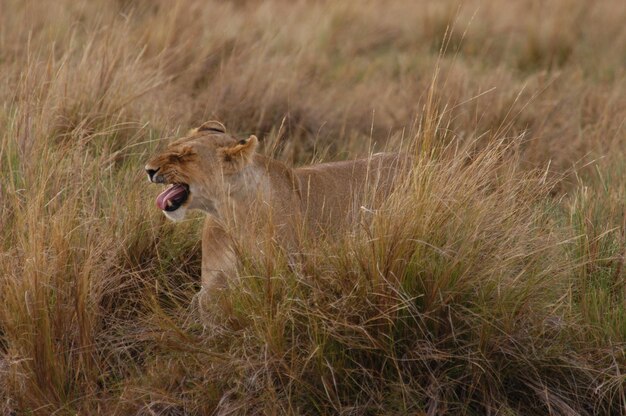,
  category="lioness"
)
[145,121,407,295]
